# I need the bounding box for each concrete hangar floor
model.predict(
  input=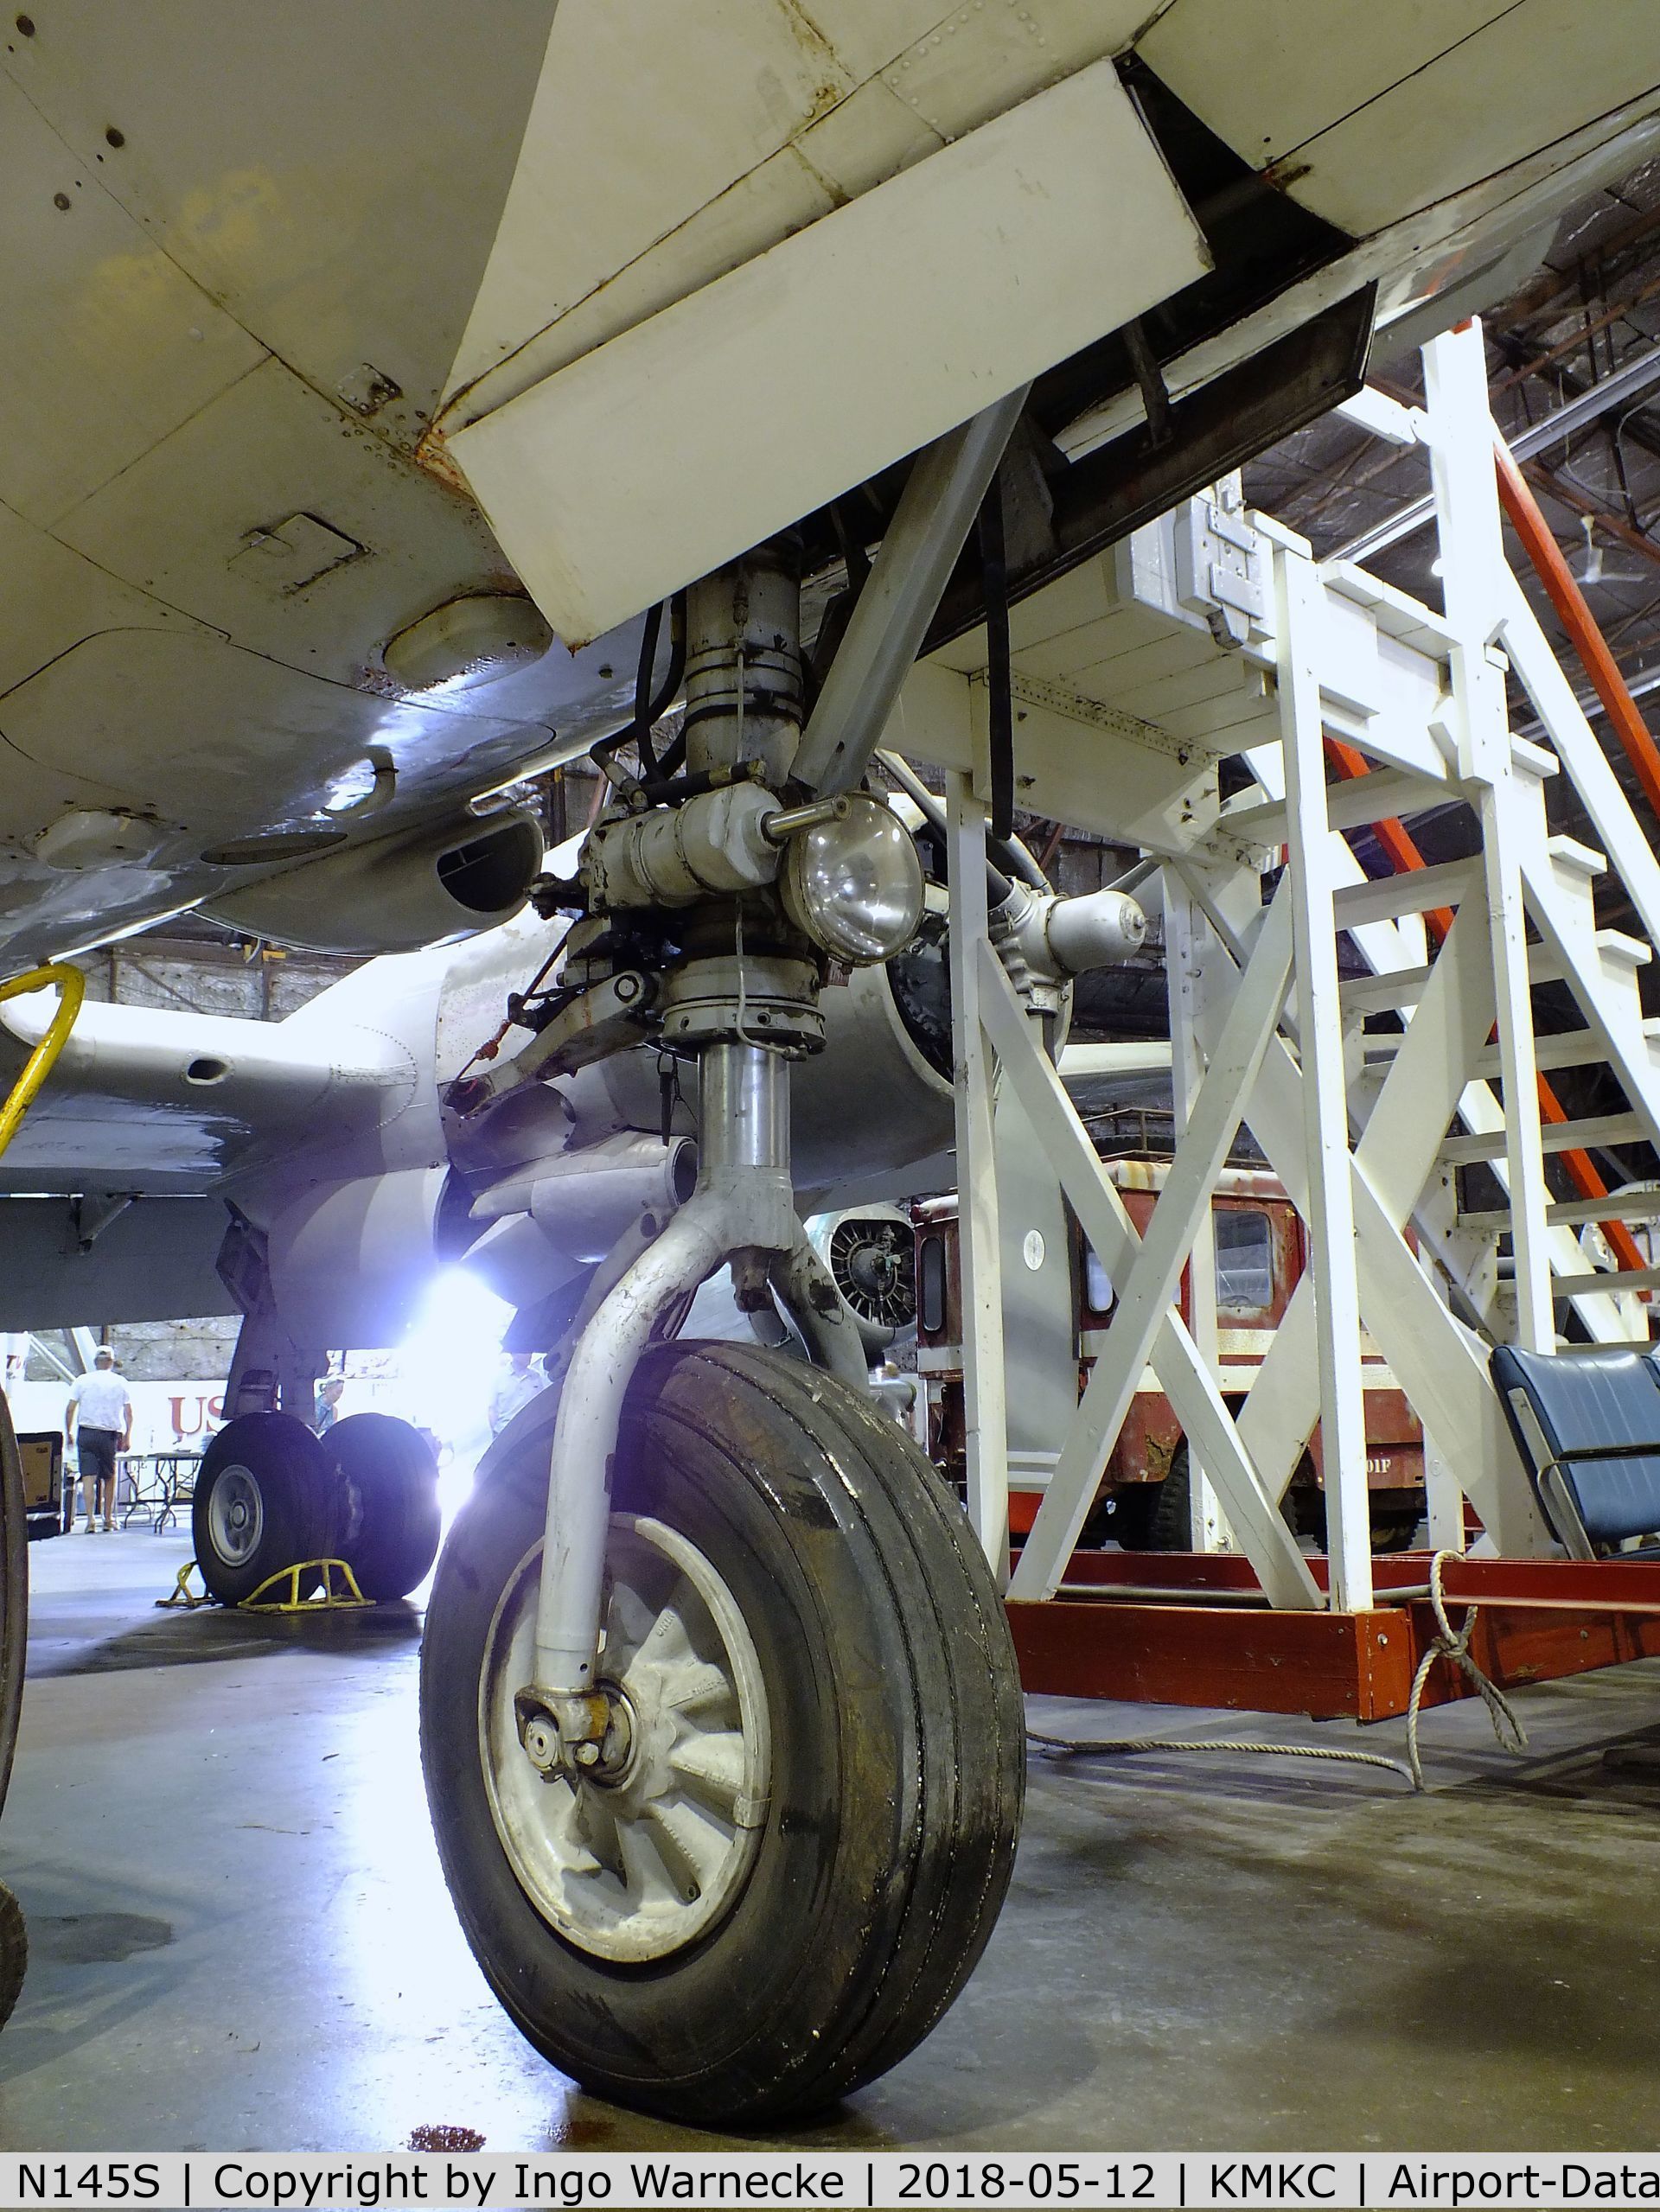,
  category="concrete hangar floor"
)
[0,1529,1655,2154]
